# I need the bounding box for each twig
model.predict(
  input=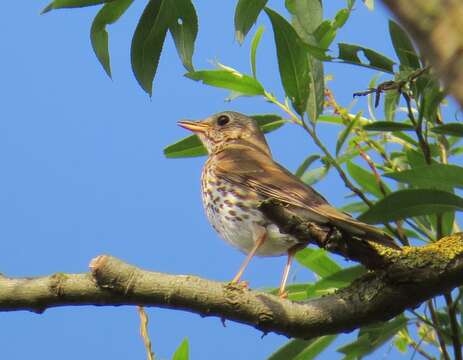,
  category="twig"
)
[138,306,155,360]
[427,300,451,360]
[444,292,462,360]
[354,142,408,244]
